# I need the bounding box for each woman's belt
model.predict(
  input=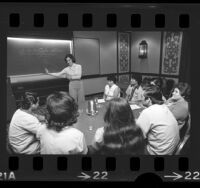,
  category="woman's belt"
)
[70,79,81,81]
